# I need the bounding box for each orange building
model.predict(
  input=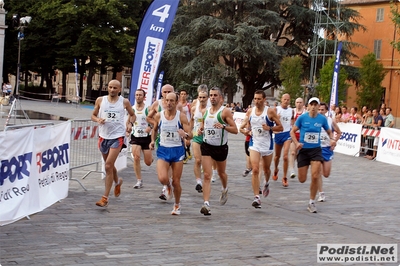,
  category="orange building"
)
[342,0,400,126]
